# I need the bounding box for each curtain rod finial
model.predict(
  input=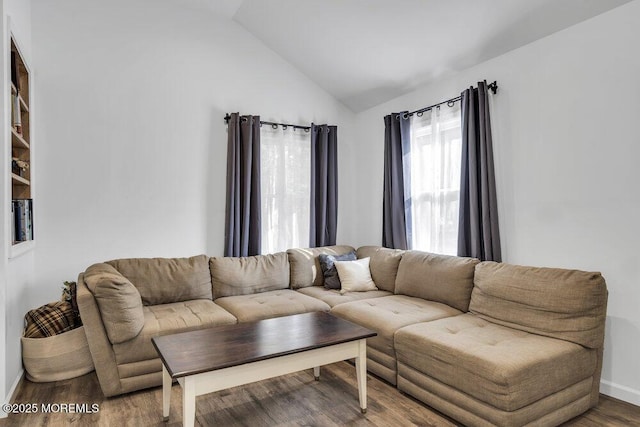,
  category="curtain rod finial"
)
[488,81,498,94]
[224,113,231,124]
